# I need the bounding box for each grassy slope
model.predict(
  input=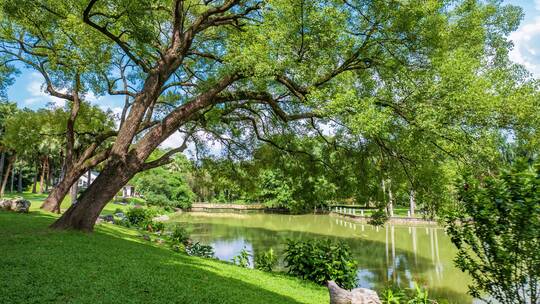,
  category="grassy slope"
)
[0,211,327,304]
